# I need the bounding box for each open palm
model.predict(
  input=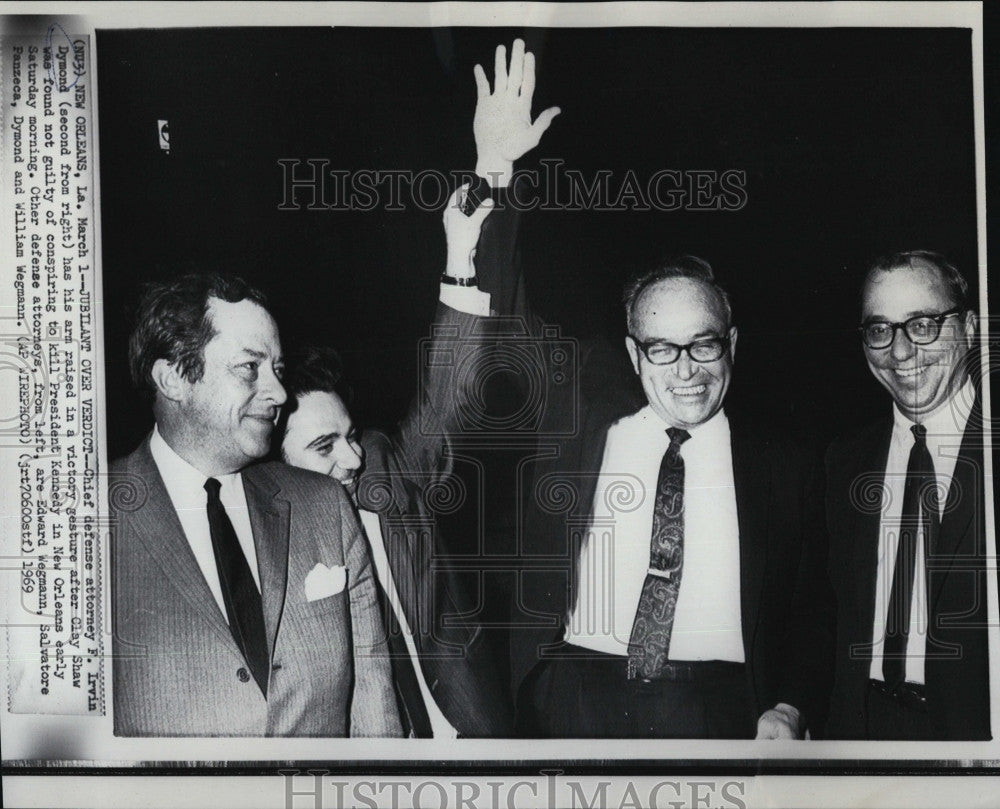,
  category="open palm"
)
[474,39,560,174]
